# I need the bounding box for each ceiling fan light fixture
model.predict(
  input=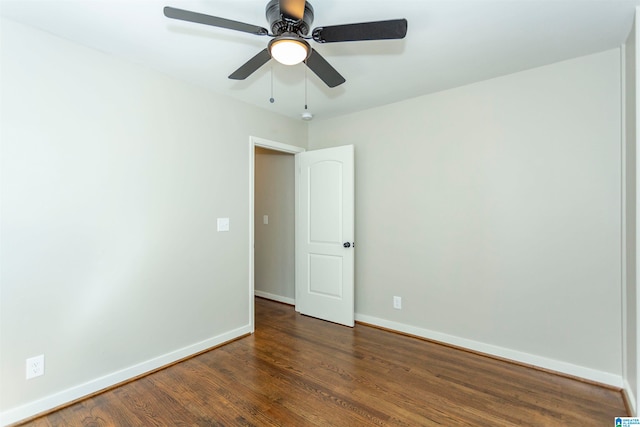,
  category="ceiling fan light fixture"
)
[268,36,310,66]
[164,3,407,87]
